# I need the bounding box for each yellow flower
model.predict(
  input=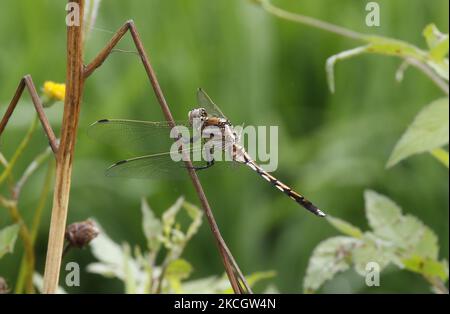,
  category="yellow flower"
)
[43,81,66,102]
